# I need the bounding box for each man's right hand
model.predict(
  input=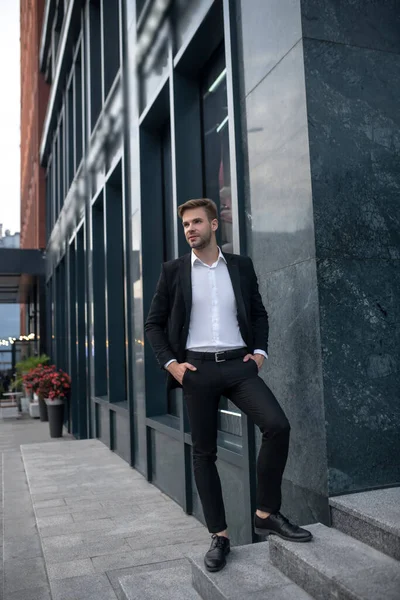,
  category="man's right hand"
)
[166,361,197,385]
